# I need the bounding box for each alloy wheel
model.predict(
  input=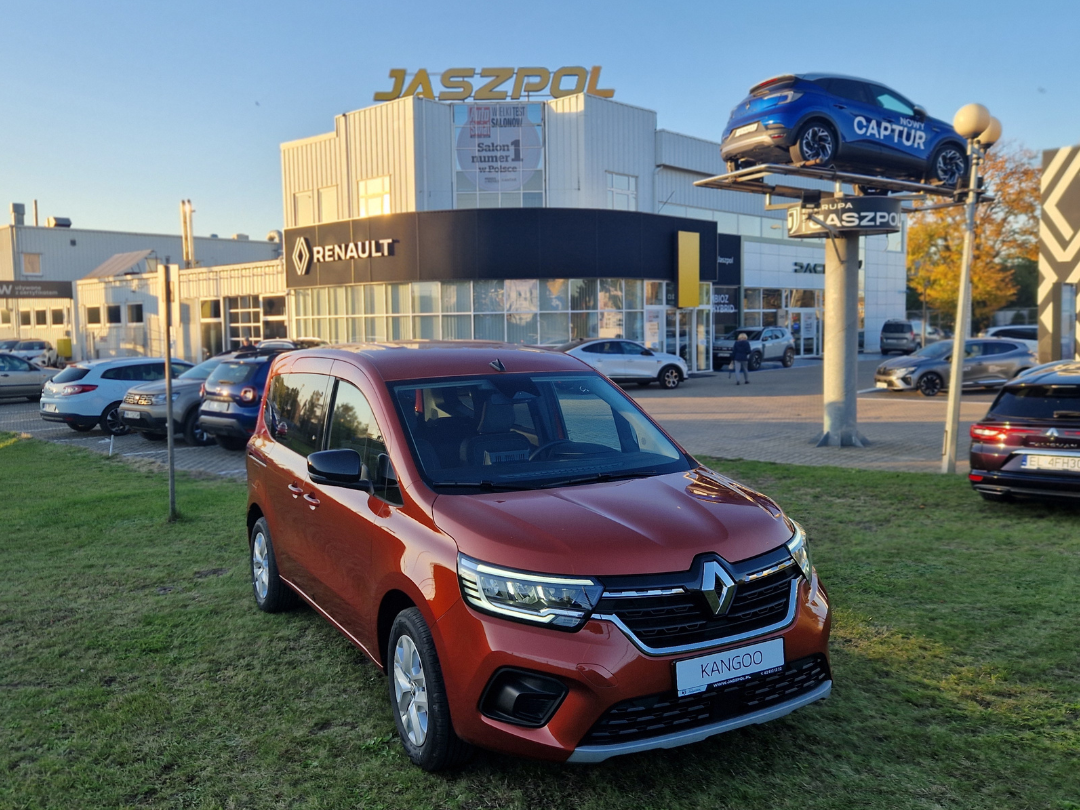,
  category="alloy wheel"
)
[935,148,966,186]
[393,635,429,746]
[252,530,269,600]
[919,374,943,397]
[800,126,835,162]
[105,406,129,435]
[661,368,681,389]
